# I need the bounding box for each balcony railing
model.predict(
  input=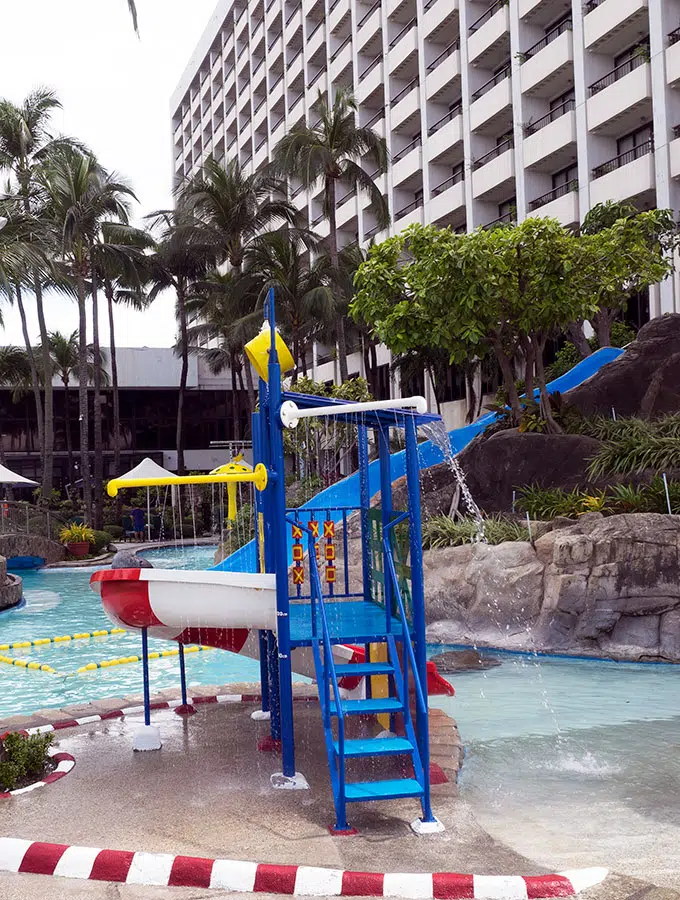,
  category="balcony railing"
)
[524,18,572,59]
[428,103,462,136]
[484,211,515,229]
[365,110,384,127]
[471,64,510,101]
[394,196,424,220]
[358,0,380,29]
[255,135,268,151]
[391,75,419,105]
[670,27,680,45]
[589,52,647,95]
[392,134,421,162]
[307,67,325,89]
[389,17,416,49]
[337,188,355,206]
[524,98,575,135]
[585,0,605,11]
[360,53,381,79]
[529,179,578,211]
[308,19,324,40]
[330,34,351,62]
[472,136,513,170]
[592,138,653,179]
[427,40,460,71]
[469,0,508,33]
[673,124,680,139]
[432,169,465,197]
